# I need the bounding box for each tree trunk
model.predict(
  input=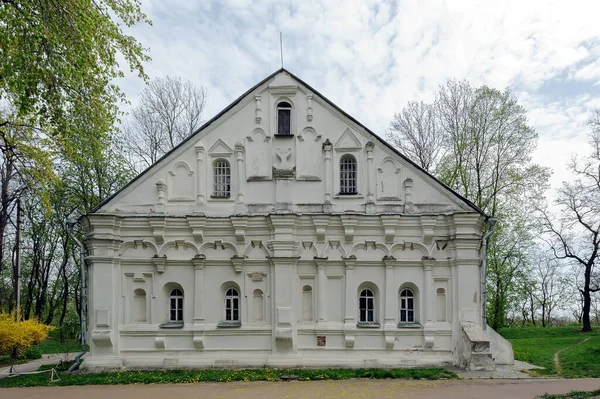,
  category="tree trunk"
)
[582,263,593,332]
